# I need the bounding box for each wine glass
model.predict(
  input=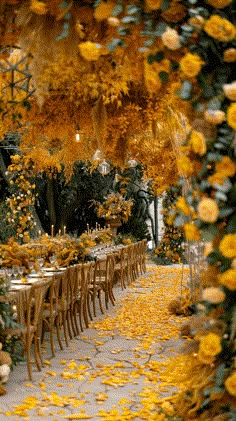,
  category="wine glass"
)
[28,261,35,273]
[37,258,44,274]
[12,265,19,280]
[49,254,57,267]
